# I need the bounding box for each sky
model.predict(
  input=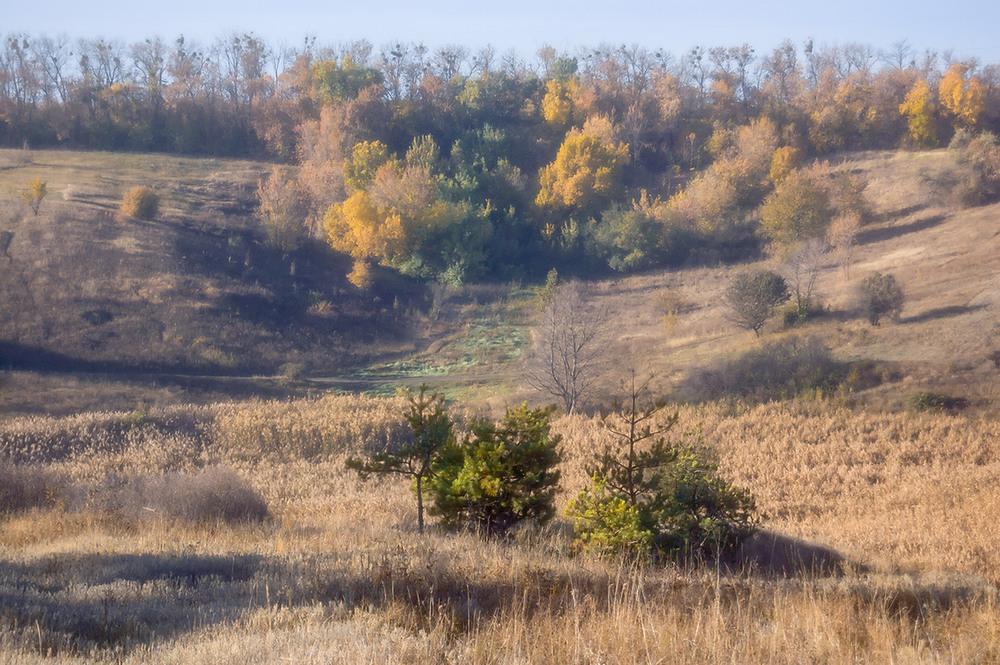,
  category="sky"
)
[5,0,1000,64]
